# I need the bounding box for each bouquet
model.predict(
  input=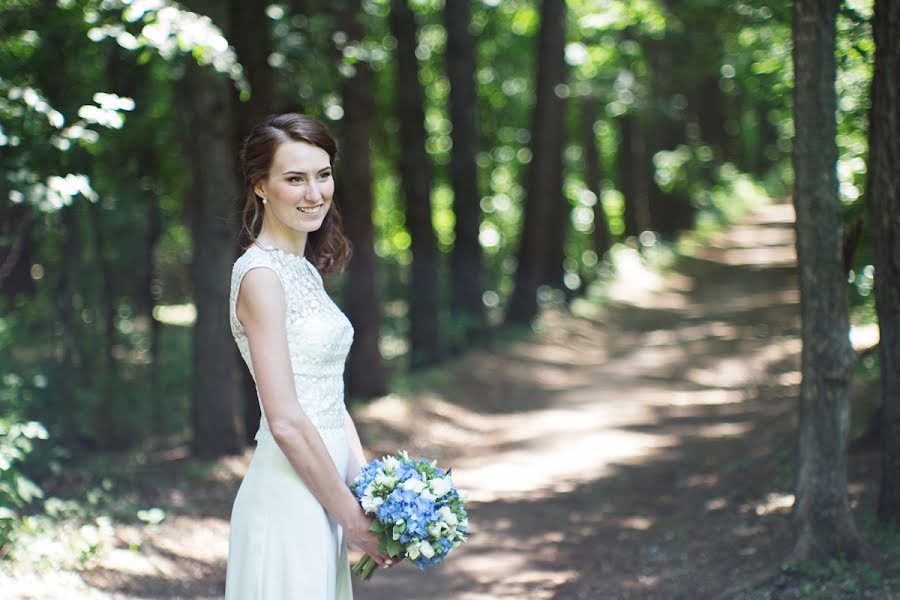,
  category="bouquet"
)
[350,450,469,580]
